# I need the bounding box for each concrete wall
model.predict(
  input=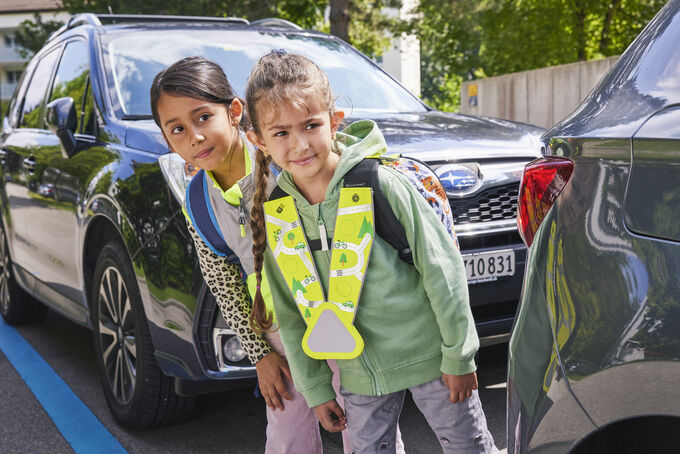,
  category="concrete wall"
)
[460,56,619,129]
